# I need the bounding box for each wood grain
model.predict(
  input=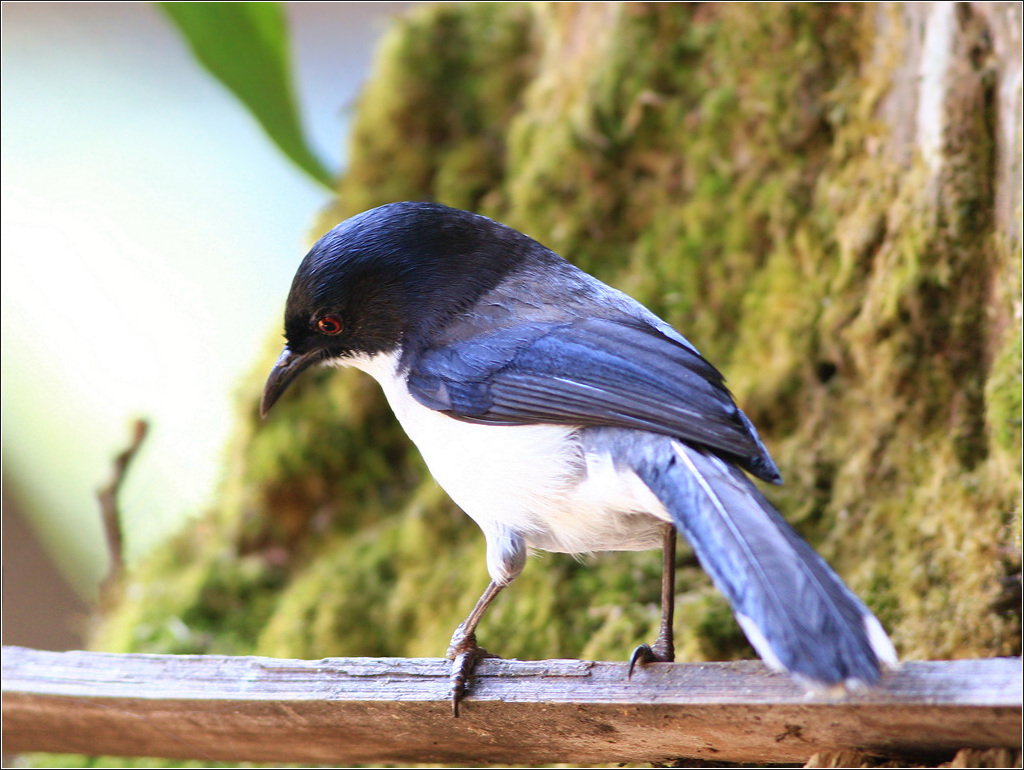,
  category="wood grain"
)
[2,647,1020,765]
